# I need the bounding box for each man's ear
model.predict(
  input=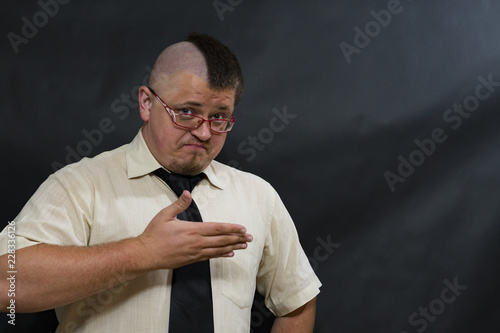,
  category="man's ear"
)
[138,86,153,121]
